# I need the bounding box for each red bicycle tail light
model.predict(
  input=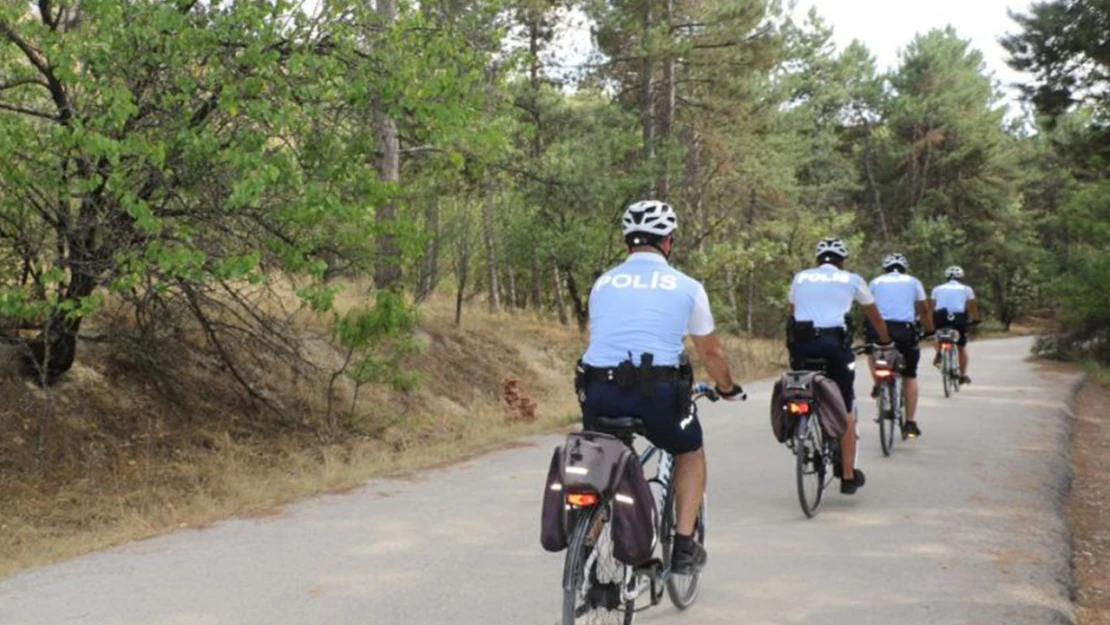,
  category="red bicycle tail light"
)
[787,401,811,415]
[875,369,893,378]
[566,492,599,507]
